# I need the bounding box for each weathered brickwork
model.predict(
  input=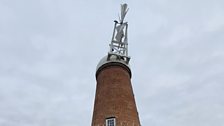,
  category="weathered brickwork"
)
[92,64,140,126]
